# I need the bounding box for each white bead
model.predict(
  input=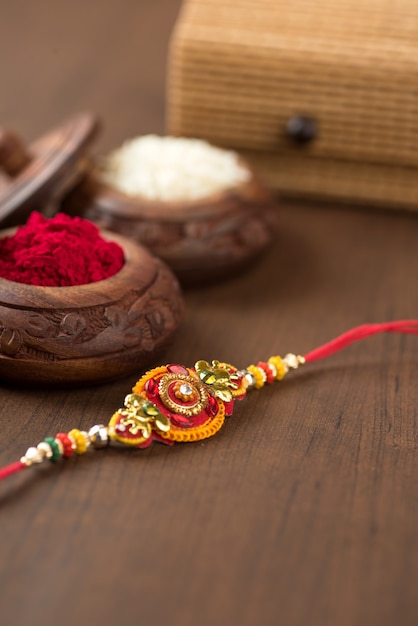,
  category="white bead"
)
[25,447,43,464]
[283,353,305,370]
[37,442,53,459]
